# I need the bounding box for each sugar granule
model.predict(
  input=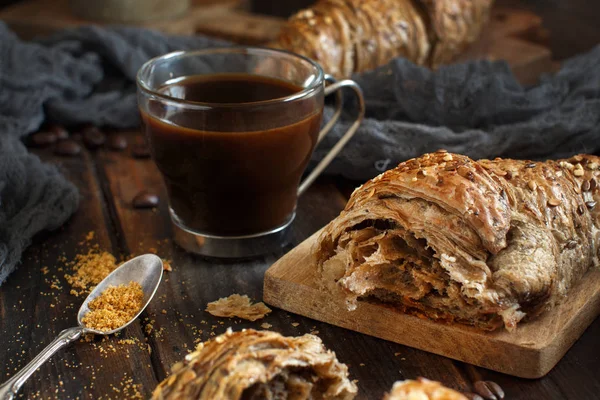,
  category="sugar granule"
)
[65,251,119,295]
[82,282,144,332]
